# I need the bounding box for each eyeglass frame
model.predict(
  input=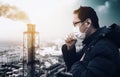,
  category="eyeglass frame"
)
[73,21,82,27]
